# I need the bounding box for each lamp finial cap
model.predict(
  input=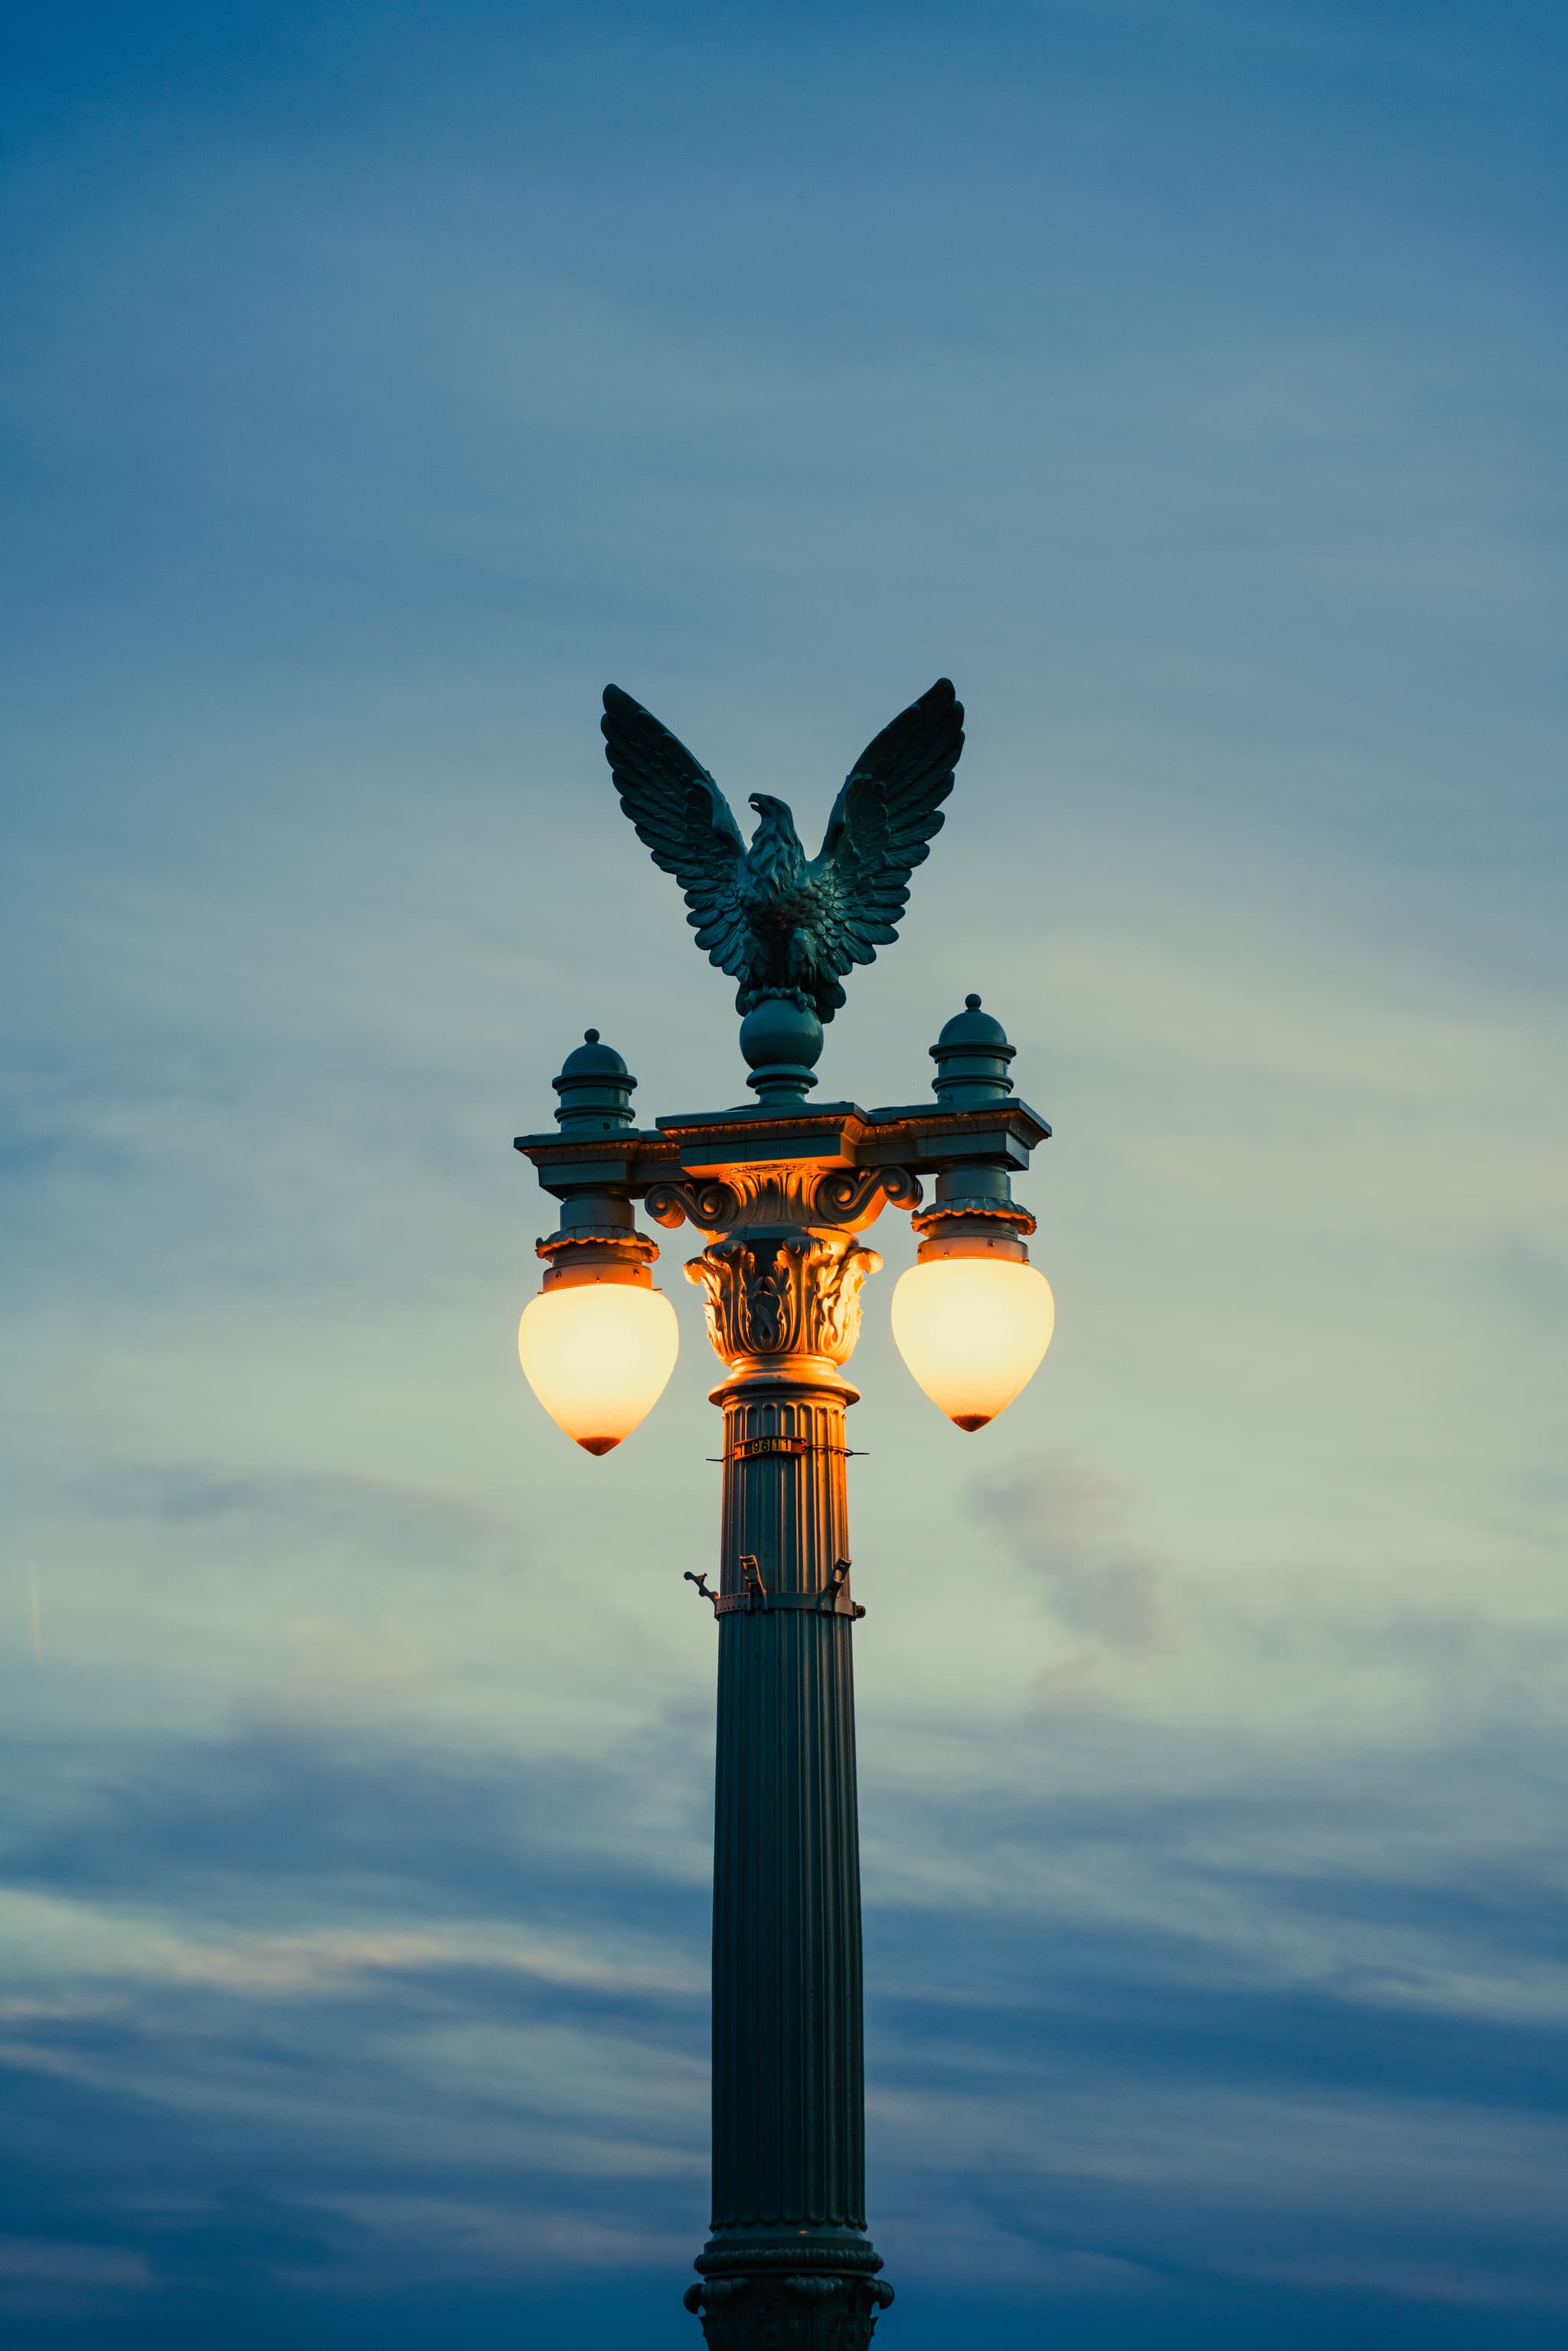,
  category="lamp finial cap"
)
[552,1029,637,1133]
[930,995,1016,1104]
